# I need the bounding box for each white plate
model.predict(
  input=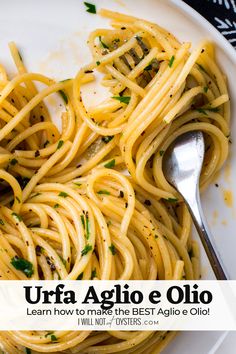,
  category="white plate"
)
[0,0,235,353]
